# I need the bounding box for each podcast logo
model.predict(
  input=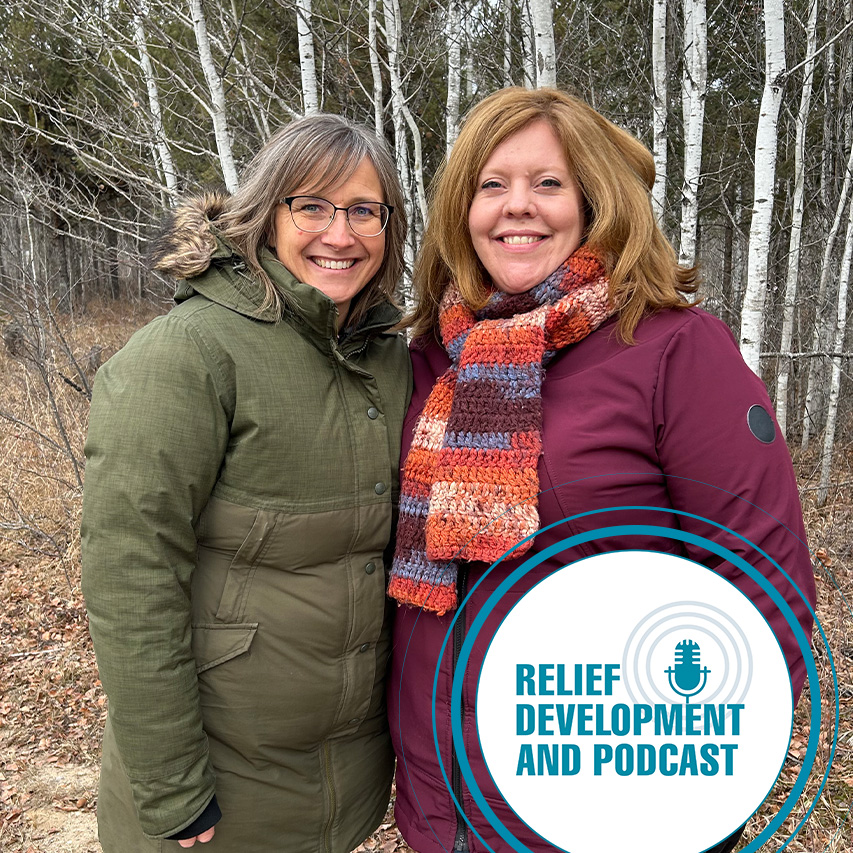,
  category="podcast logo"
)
[665,639,710,701]
[476,550,793,853]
